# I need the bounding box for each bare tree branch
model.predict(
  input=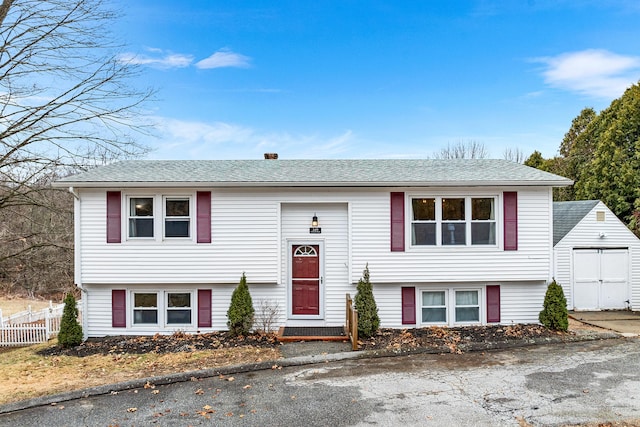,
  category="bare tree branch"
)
[0,0,153,296]
[432,140,488,159]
